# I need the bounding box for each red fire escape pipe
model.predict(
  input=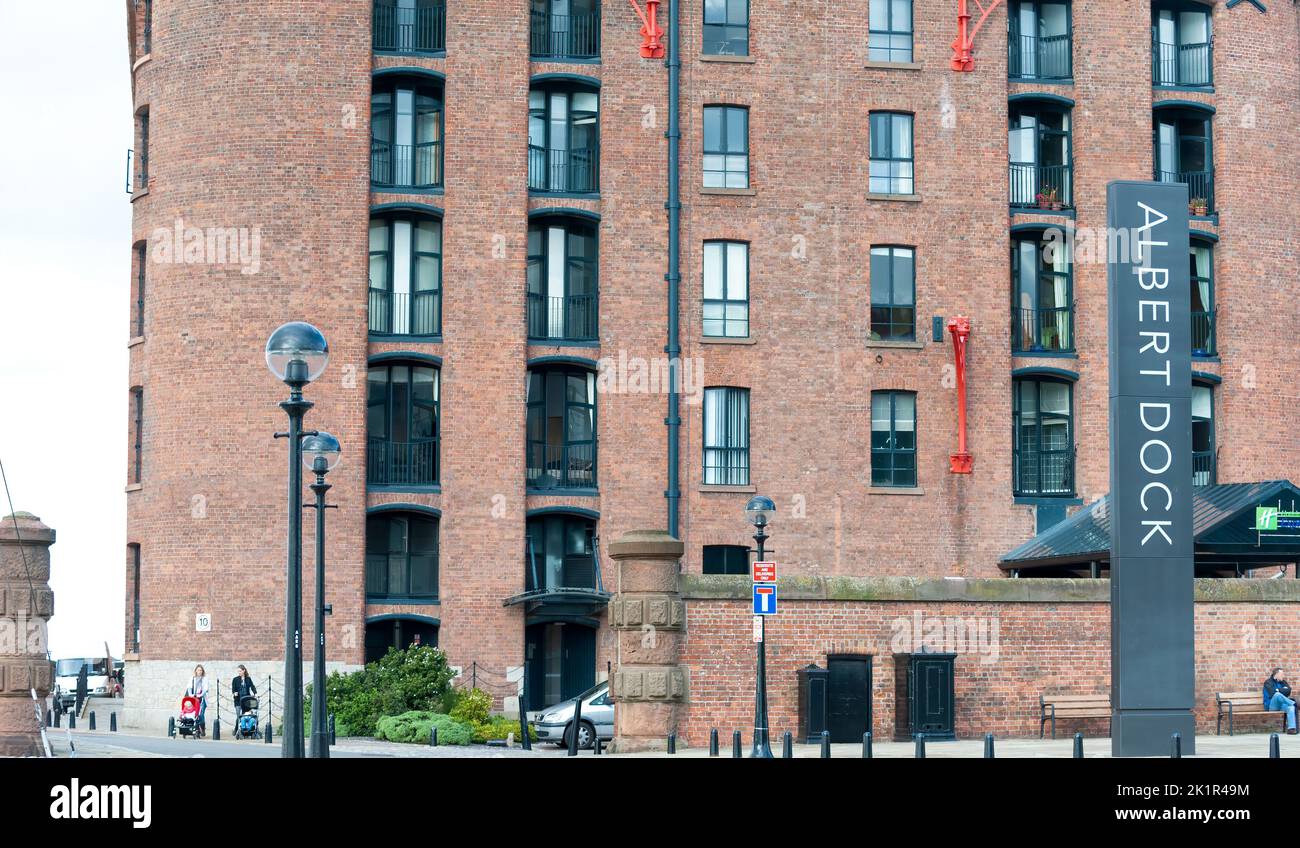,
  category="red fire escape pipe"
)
[948,317,973,474]
[951,0,1004,72]
[627,0,665,58]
